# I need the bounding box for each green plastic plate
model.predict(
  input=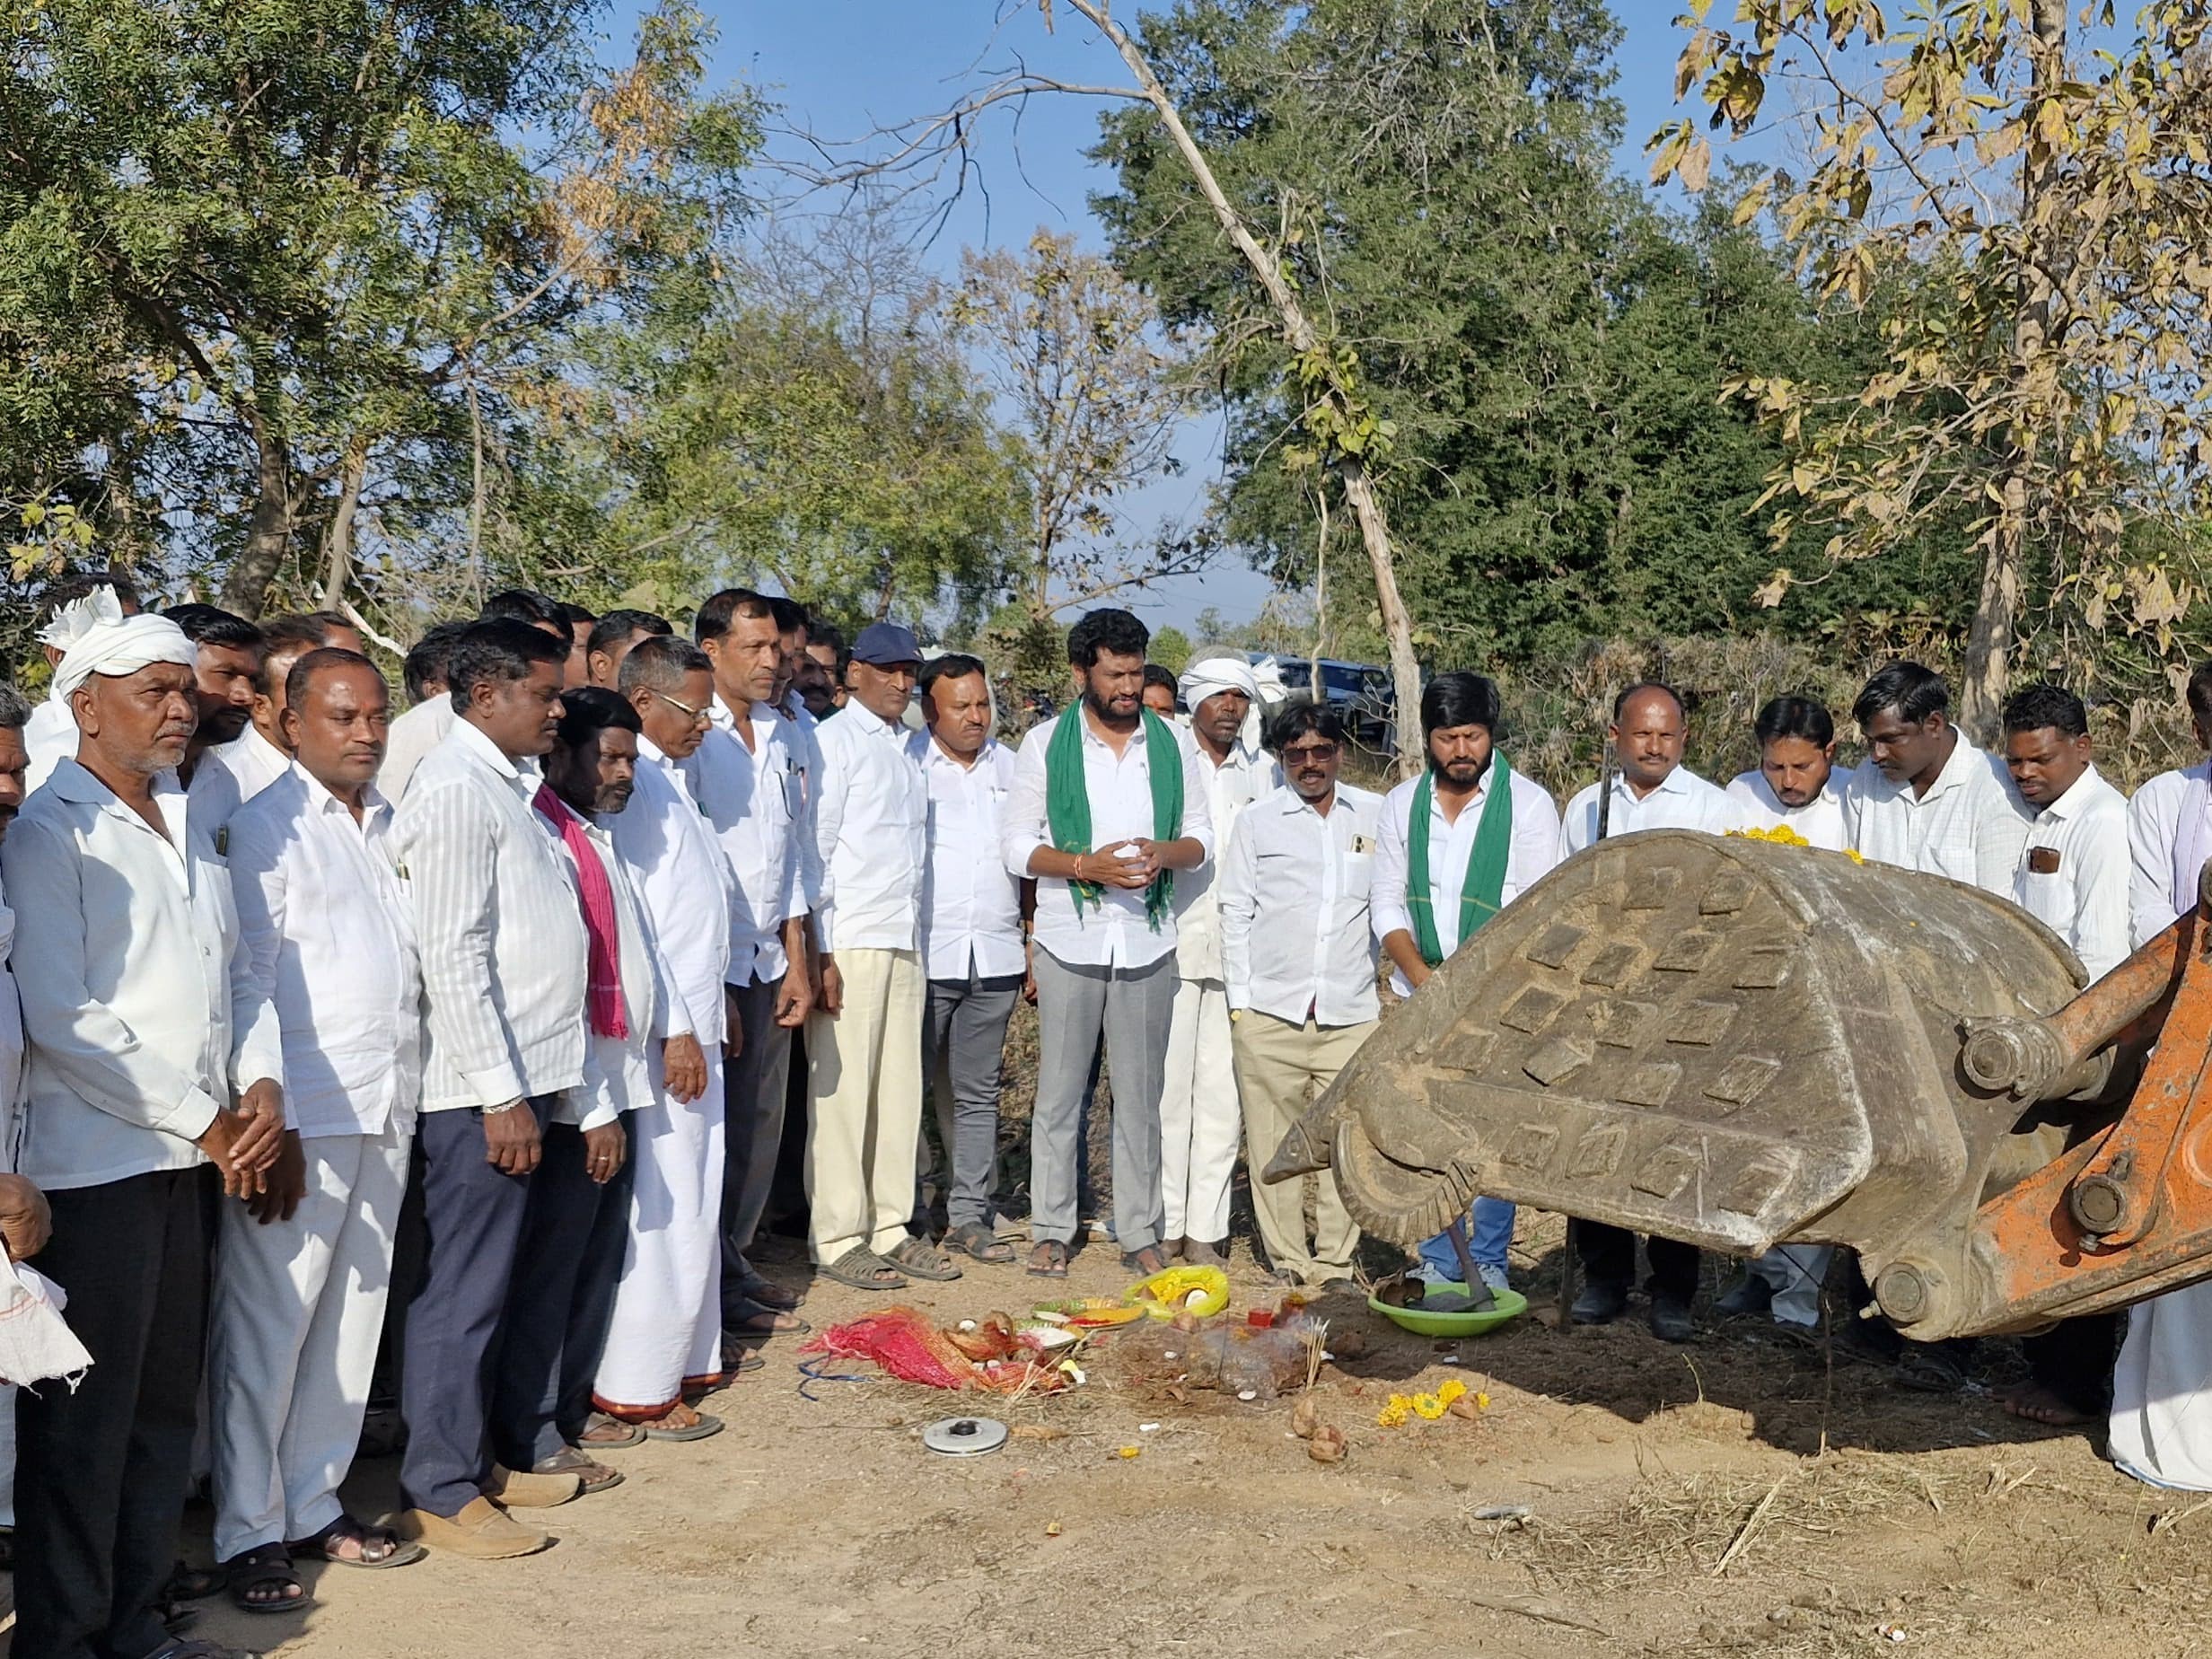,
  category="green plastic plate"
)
[1368,1283,1528,1338]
